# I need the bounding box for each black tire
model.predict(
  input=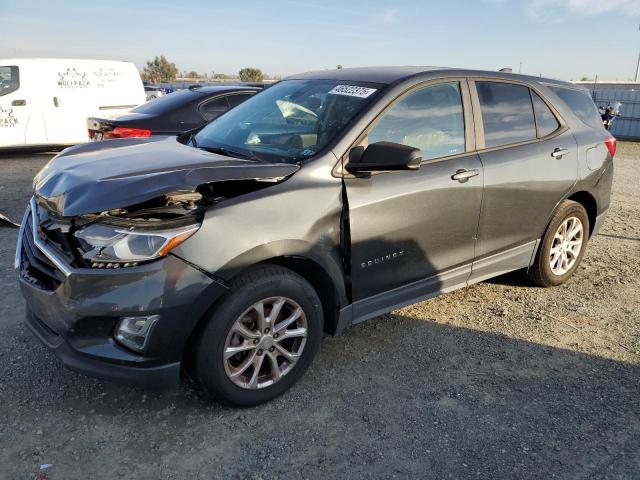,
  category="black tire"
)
[189,264,323,407]
[527,200,589,287]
